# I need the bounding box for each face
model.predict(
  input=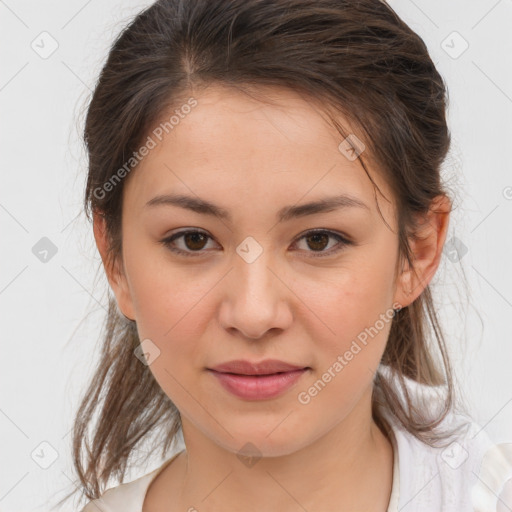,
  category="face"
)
[102,84,414,457]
